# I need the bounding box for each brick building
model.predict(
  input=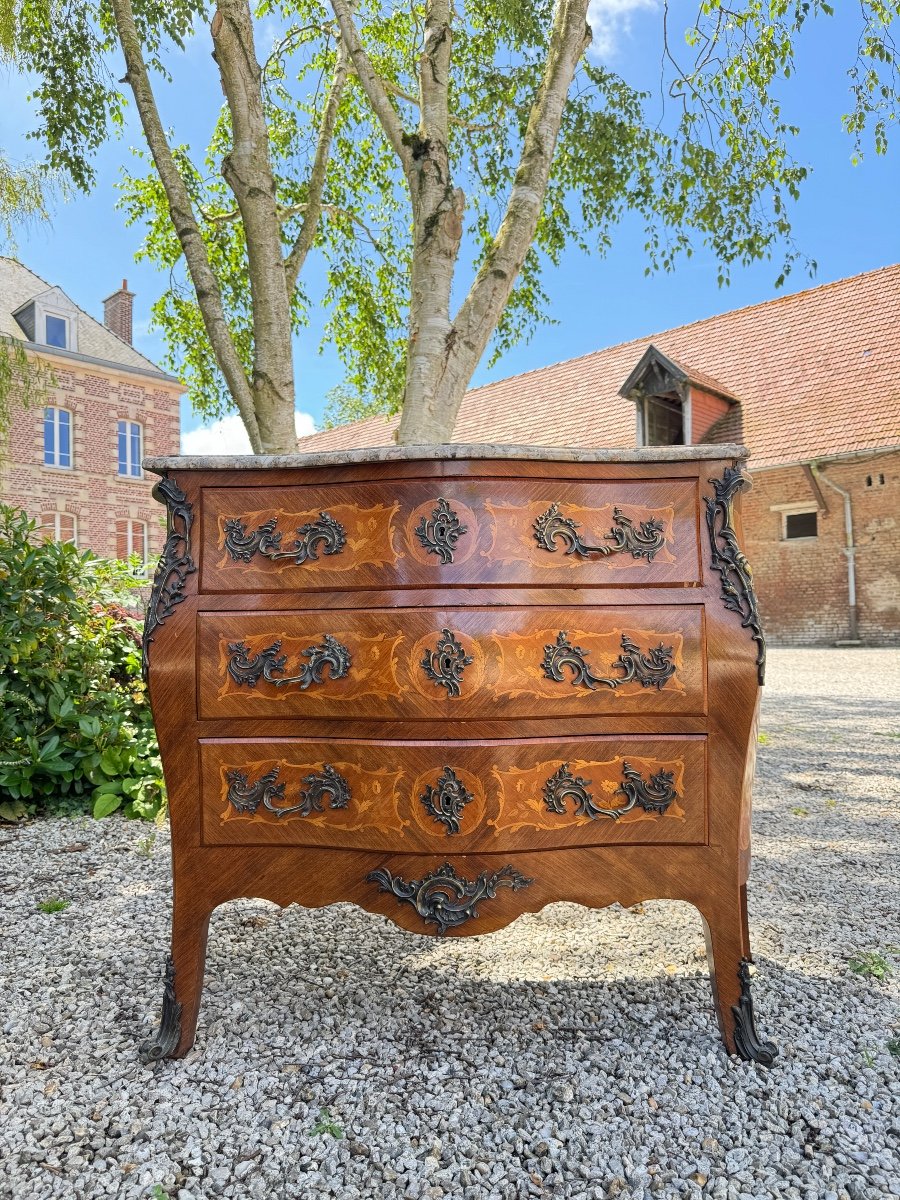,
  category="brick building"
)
[0,259,183,564]
[296,265,900,645]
